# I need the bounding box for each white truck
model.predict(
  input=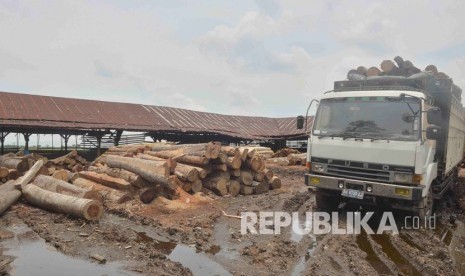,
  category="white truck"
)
[297,73,465,217]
